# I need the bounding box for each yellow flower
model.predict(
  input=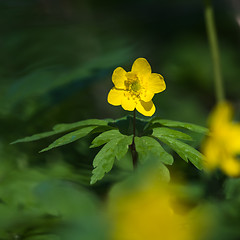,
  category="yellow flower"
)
[108,176,199,240]
[202,102,240,176]
[107,58,166,116]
